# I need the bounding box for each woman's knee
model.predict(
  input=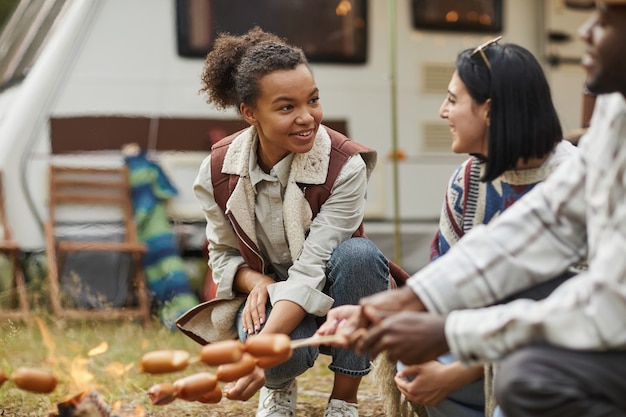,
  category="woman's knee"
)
[326,238,389,301]
[328,238,387,274]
